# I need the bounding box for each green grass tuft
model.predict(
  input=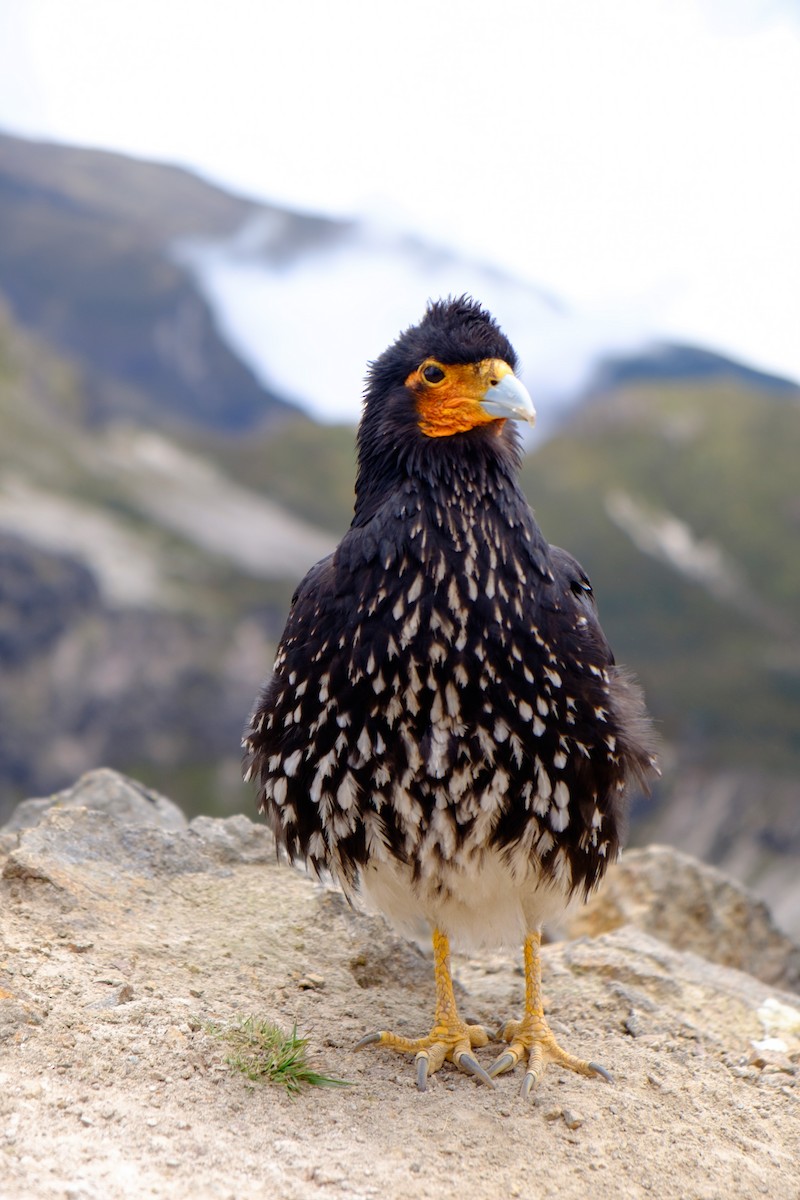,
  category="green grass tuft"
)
[206,1016,349,1094]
